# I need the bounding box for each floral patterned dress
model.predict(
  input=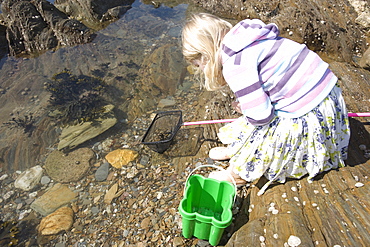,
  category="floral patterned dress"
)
[218,85,350,195]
